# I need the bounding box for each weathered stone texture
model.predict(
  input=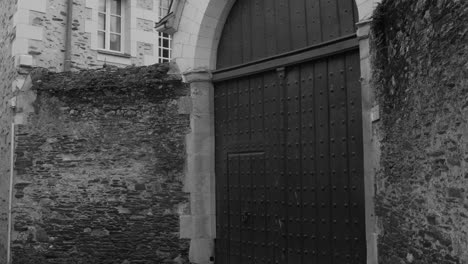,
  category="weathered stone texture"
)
[372,0,468,263]
[69,0,100,70]
[0,1,17,263]
[137,18,154,32]
[11,64,190,263]
[137,0,154,10]
[136,42,154,66]
[29,0,66,71]
[30,0,99,71]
